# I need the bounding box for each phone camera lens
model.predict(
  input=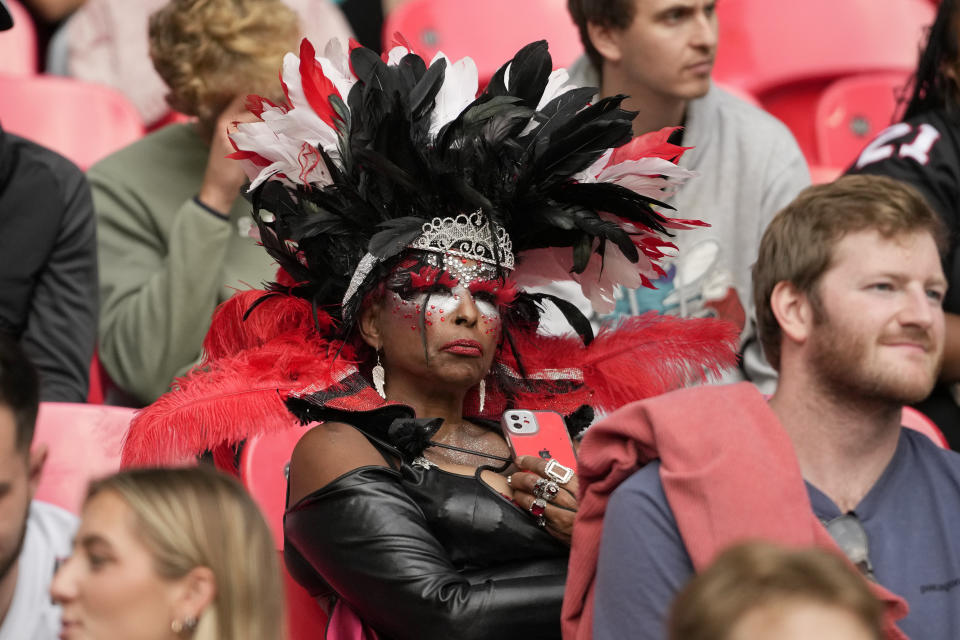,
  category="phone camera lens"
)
[509,414,518,421]
[512,422,522,431]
